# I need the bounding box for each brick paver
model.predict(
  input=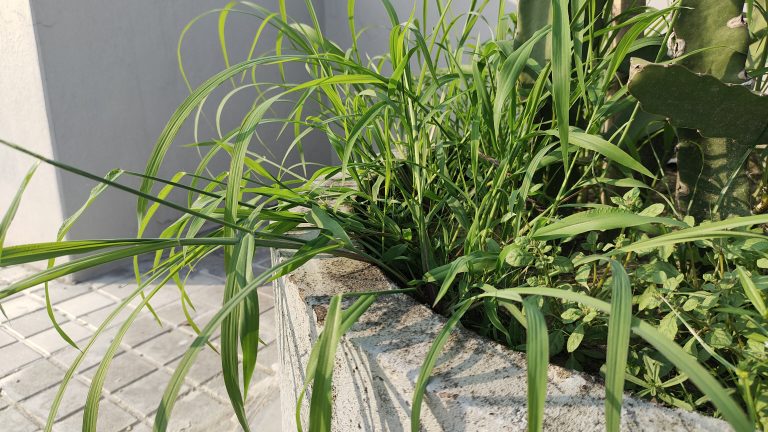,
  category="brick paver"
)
[0,250,281,431]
